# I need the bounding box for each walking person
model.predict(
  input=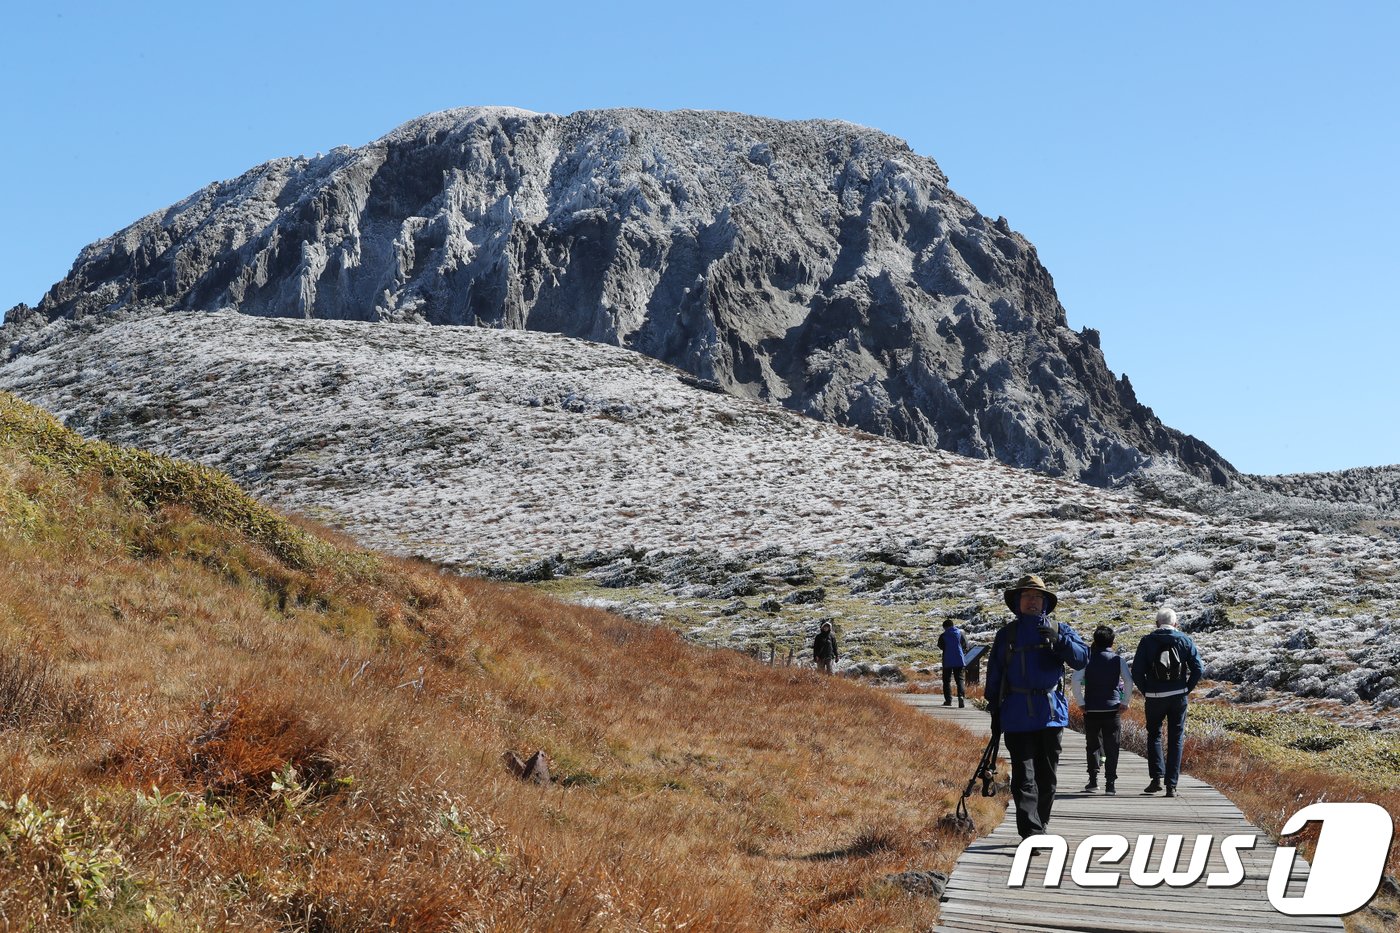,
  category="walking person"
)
[812,621,839,675]
[938,618,971,707]
[985,575,1090,838]
[1130,608,1204,798]
[1070,625,1133,795]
